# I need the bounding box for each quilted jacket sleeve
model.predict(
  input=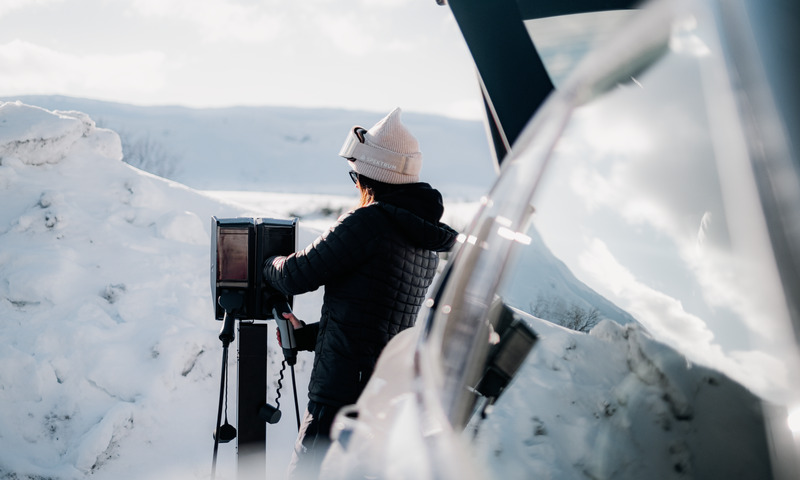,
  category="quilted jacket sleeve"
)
[262,207,385,296]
